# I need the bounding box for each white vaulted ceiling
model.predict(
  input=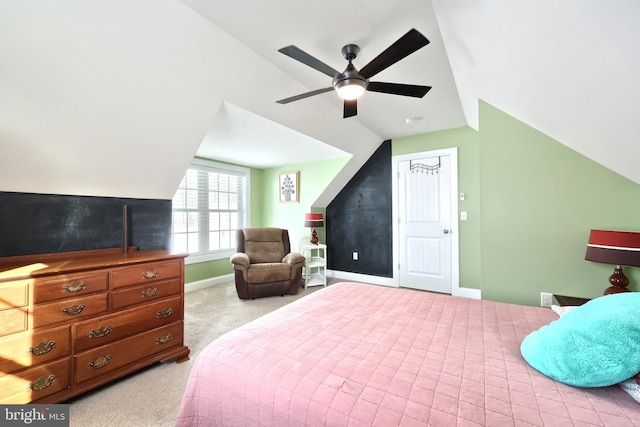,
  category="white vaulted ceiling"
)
[1,1,639,204]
